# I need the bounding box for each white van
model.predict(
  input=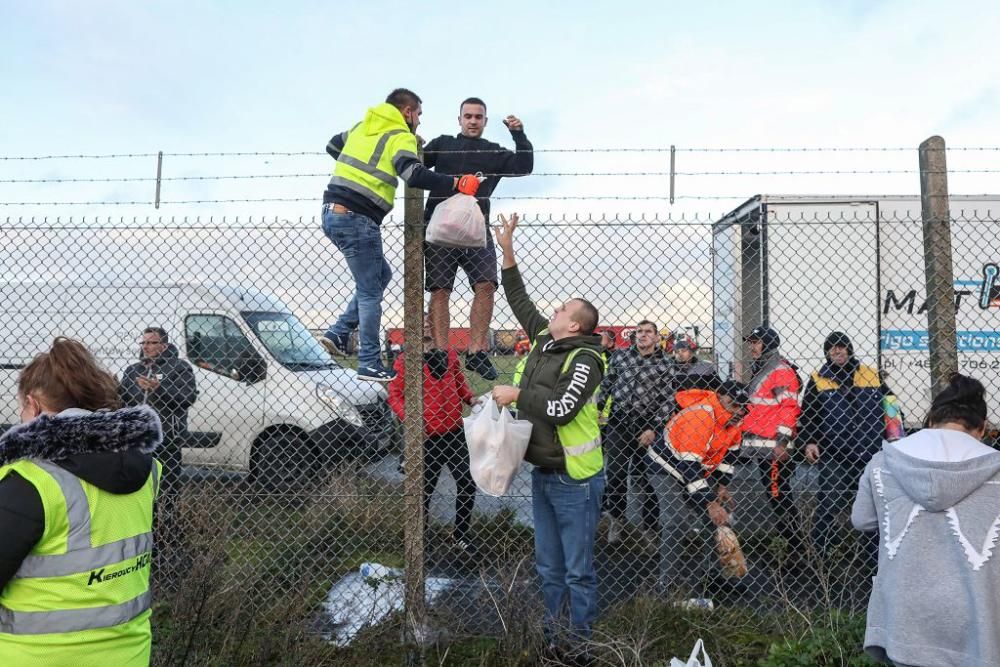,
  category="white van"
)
[0,281,399,483]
